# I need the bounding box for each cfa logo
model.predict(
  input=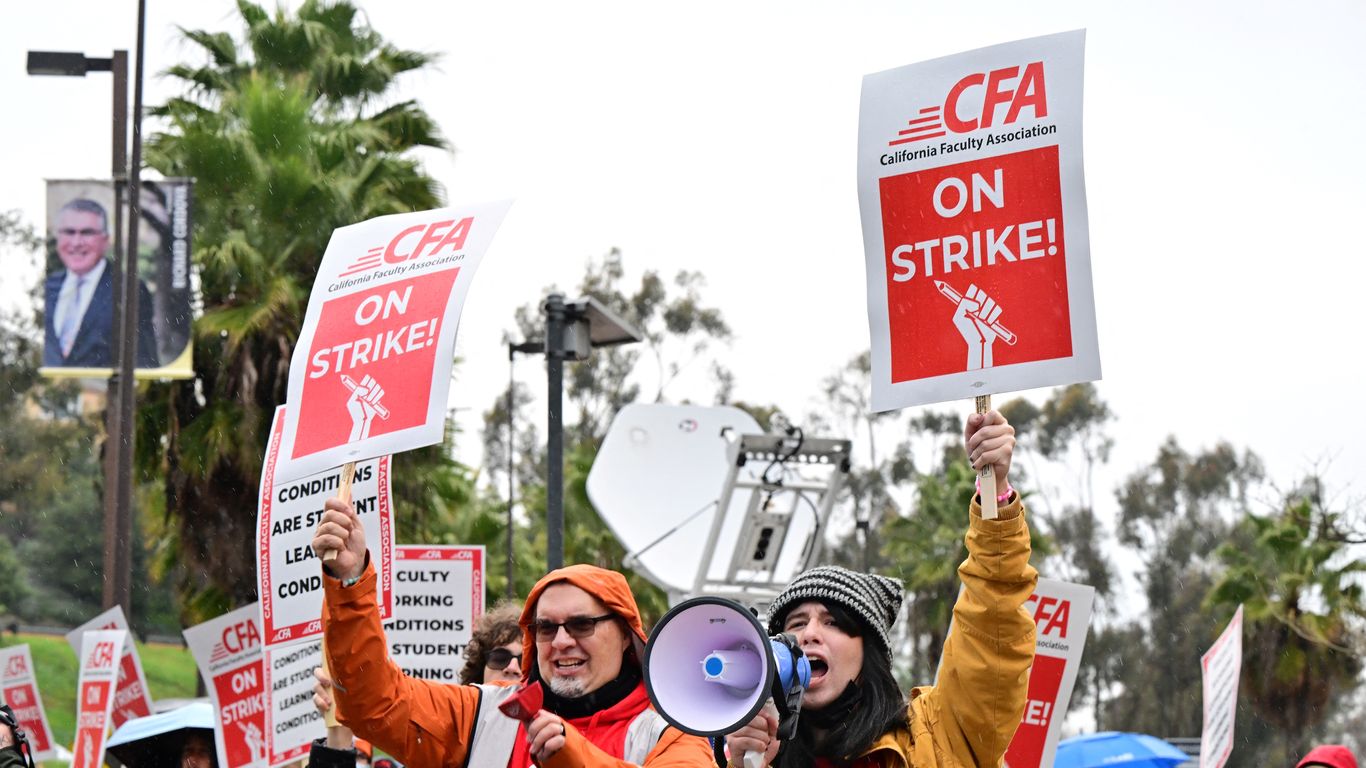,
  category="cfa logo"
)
[4,656,27,676]
[889,62,1047,146]
[419,550,444,560]
[88,641,117,670]
[221,620,261,654]
[339,218,474,278]
[1024,594,1071,638]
